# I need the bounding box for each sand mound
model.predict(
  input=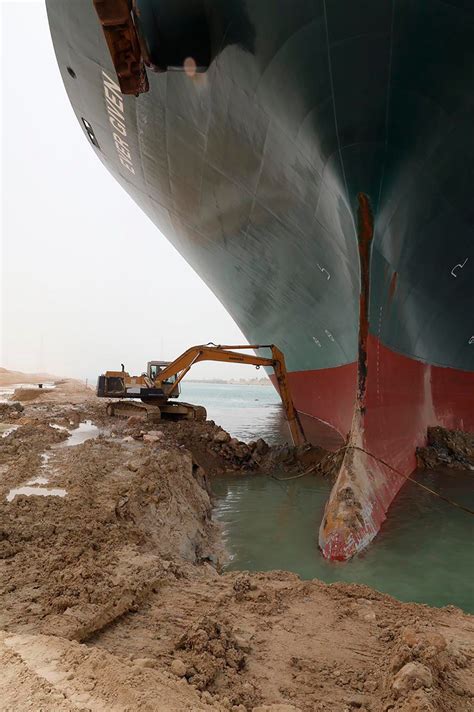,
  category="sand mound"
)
[0,631,209,711]
[0,367,59,387]
[11,387,54,402]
